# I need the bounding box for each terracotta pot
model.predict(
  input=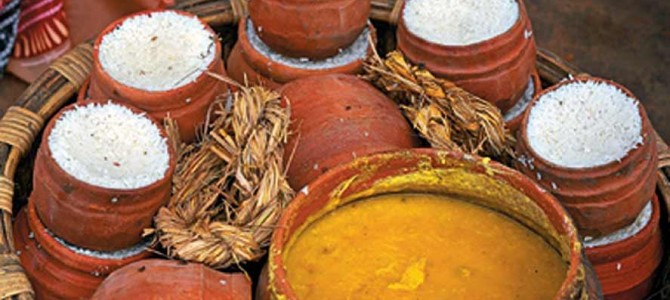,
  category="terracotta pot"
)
[227,18,373,89]
[32,100,176,251]
[91,259,252,299]
[87,10,229,143]
[266,149,601,299]
[14,201,151,300]
[504,69,541,133]
[279,74,420,190]
[396,0,537,112]
[585,196,662,300]
[515,77,657,237]
[248,0,370,59]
